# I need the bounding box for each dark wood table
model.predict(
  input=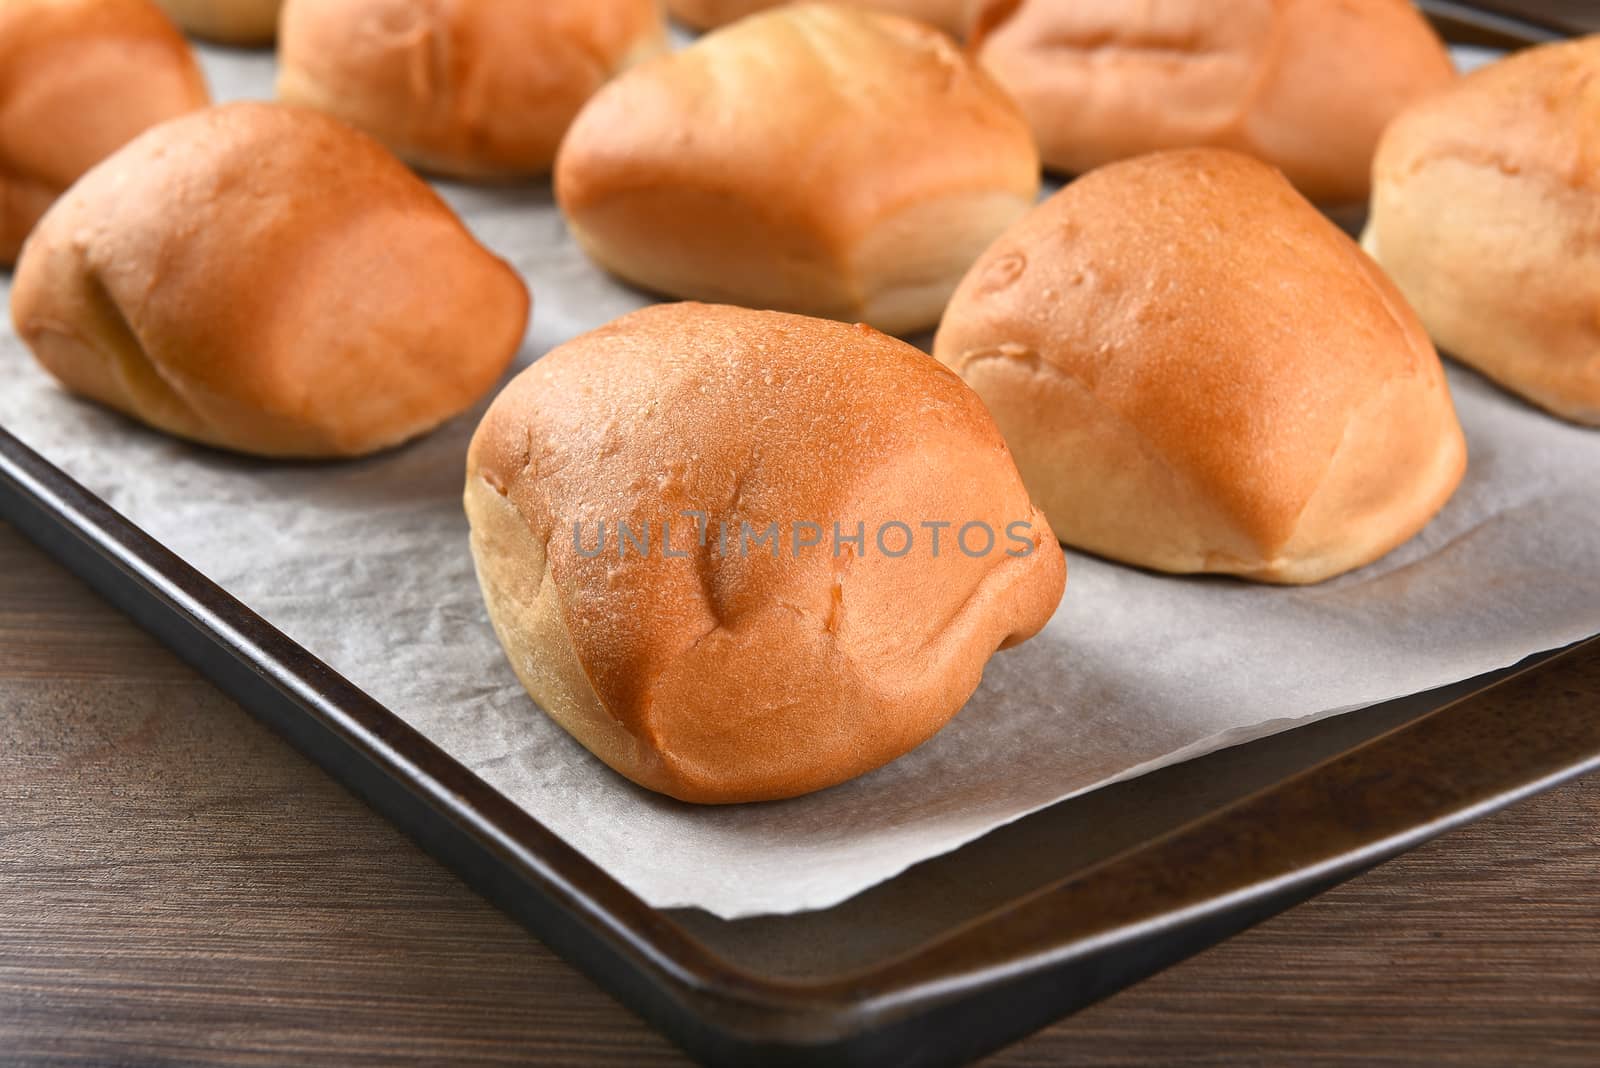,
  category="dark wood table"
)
[2,4,1597,1063]
[7,2,1600,1063]
[2,517,1597,1066]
